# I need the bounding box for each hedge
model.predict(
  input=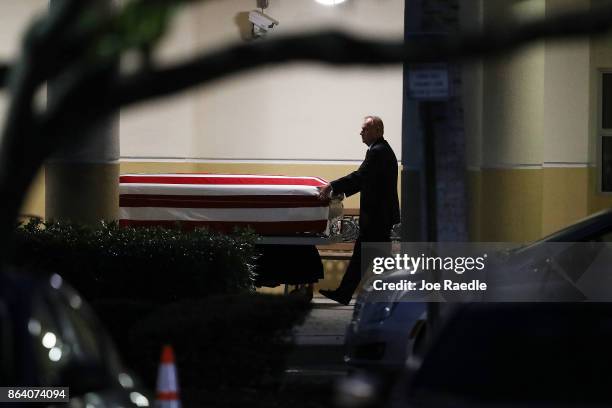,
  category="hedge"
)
[12,219,259,302]
[12,219,319,406]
